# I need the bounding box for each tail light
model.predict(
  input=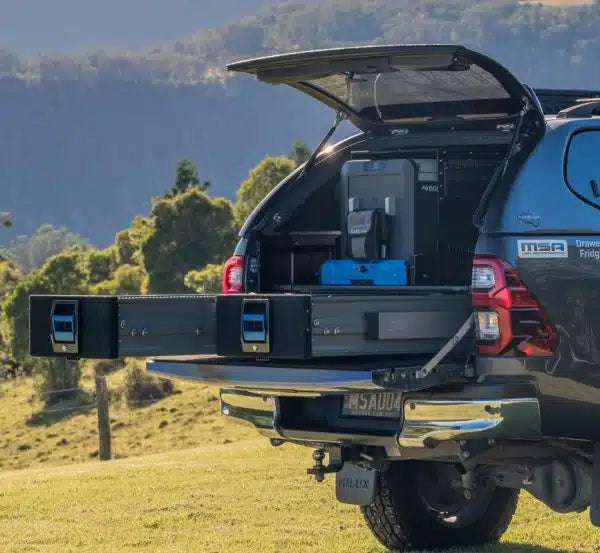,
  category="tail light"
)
[222,256,244,294]
[472,255,558,356]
